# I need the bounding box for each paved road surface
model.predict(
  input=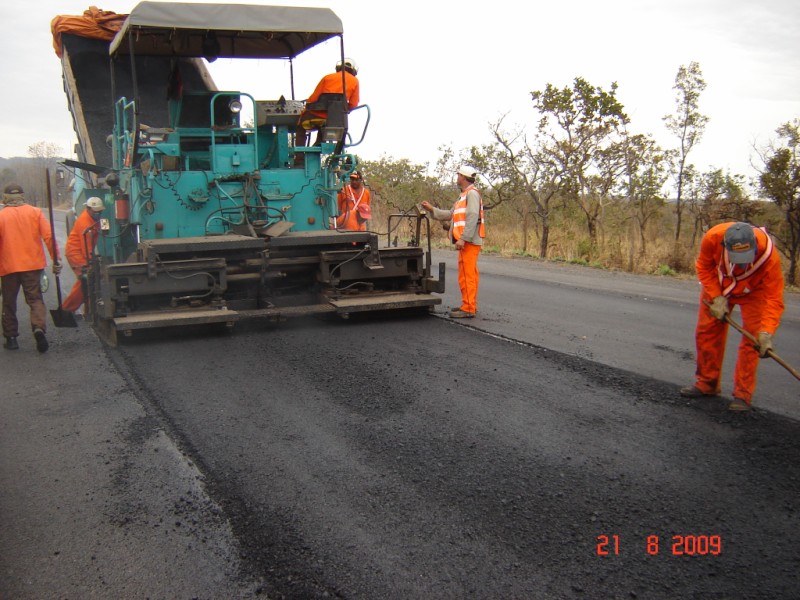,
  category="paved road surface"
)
[1,228,798,599]
[432,250,799,420]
